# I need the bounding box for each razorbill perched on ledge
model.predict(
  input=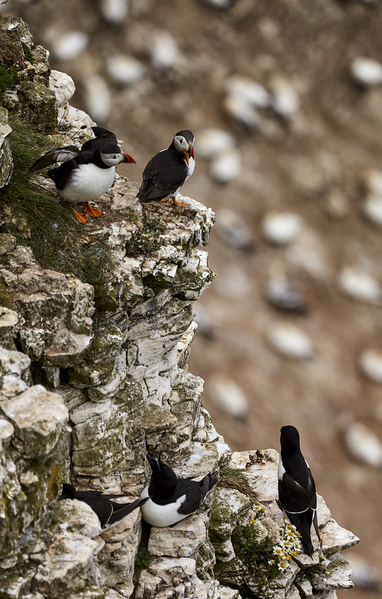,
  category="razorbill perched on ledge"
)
[29,126,135,223]
[59,483,148,528]
[140,453,218,527]
[277,425,321,557]
[137,130,195,206]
